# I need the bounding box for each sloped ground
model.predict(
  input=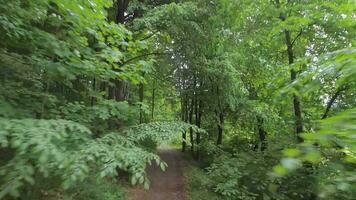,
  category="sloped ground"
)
[130,149,186,200]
